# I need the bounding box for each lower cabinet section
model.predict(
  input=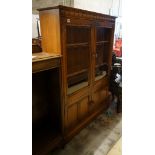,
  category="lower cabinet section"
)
[64,86,109,135]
